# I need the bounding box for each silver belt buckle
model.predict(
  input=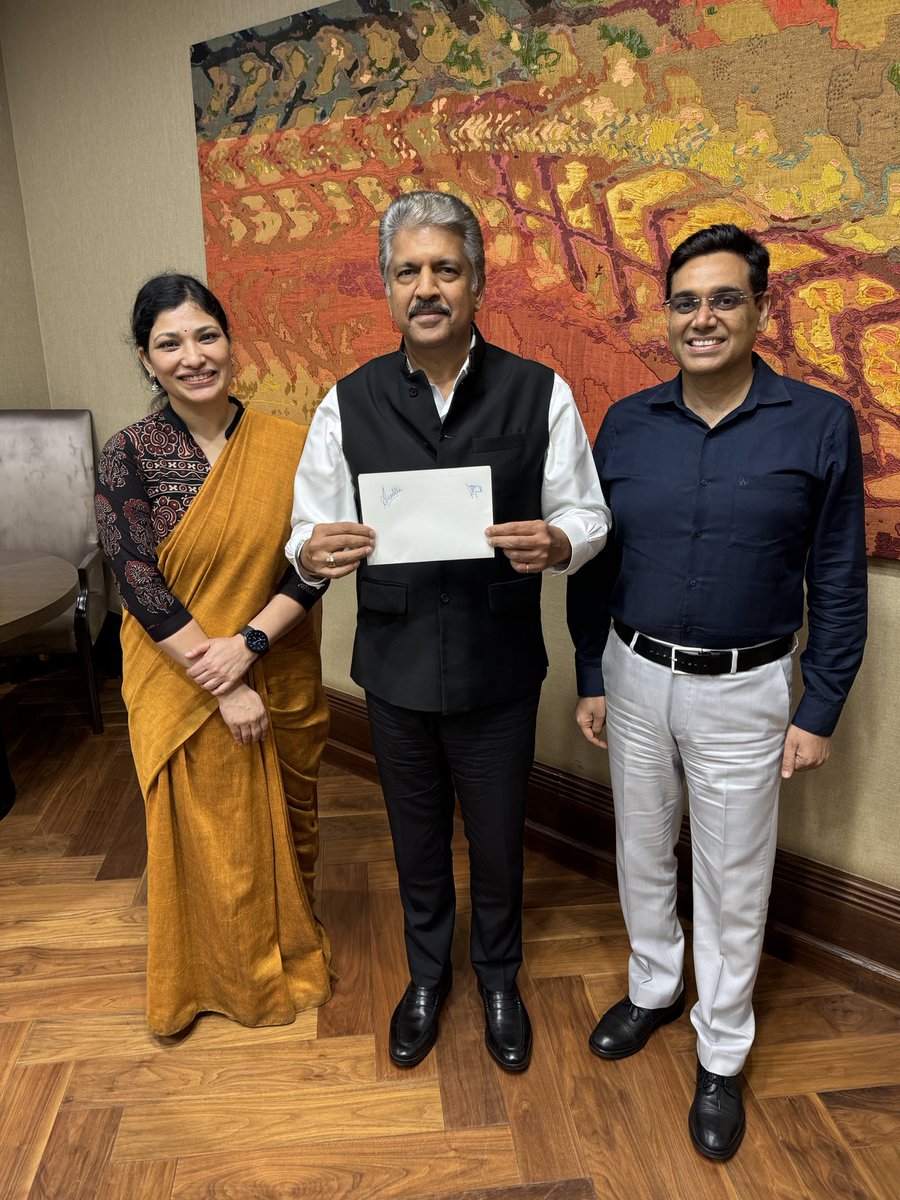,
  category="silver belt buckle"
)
[670,645,739,675]
[670,646,691,675]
